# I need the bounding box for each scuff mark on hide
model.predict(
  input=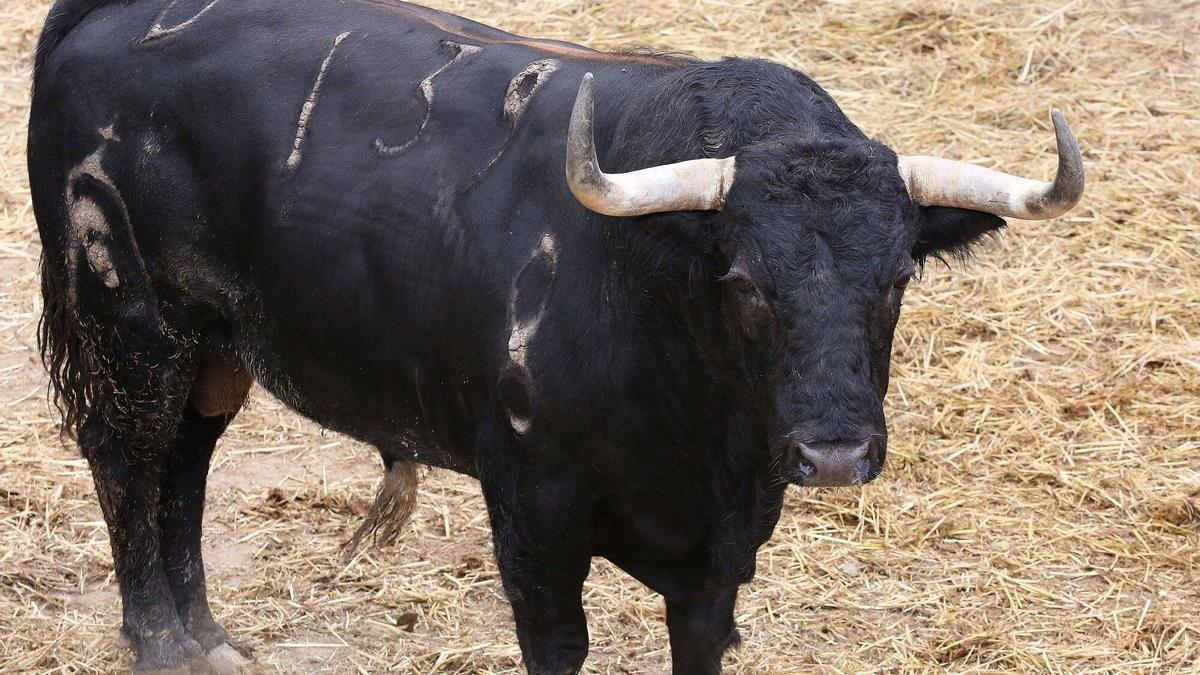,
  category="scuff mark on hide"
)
[286,31,353,174]
[508,404,532,435]
[506,319,538,373]
[471,59,559,185]
[140,0,227,44]
[534,231,559,269]
[503,60,559,126]
[503,234,558,435]
[374,41,481,157]
[68,197,120,290]
[64,136,133,301]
